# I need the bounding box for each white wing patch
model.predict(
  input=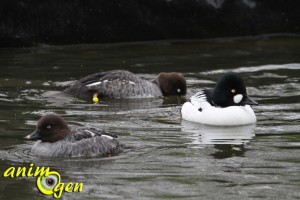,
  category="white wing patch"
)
[101,134,114,140]
[84,130,96,137]
[190,91,211,110]
[87,81,102,87]
[129,81,136,85]
[83,129,114,139]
